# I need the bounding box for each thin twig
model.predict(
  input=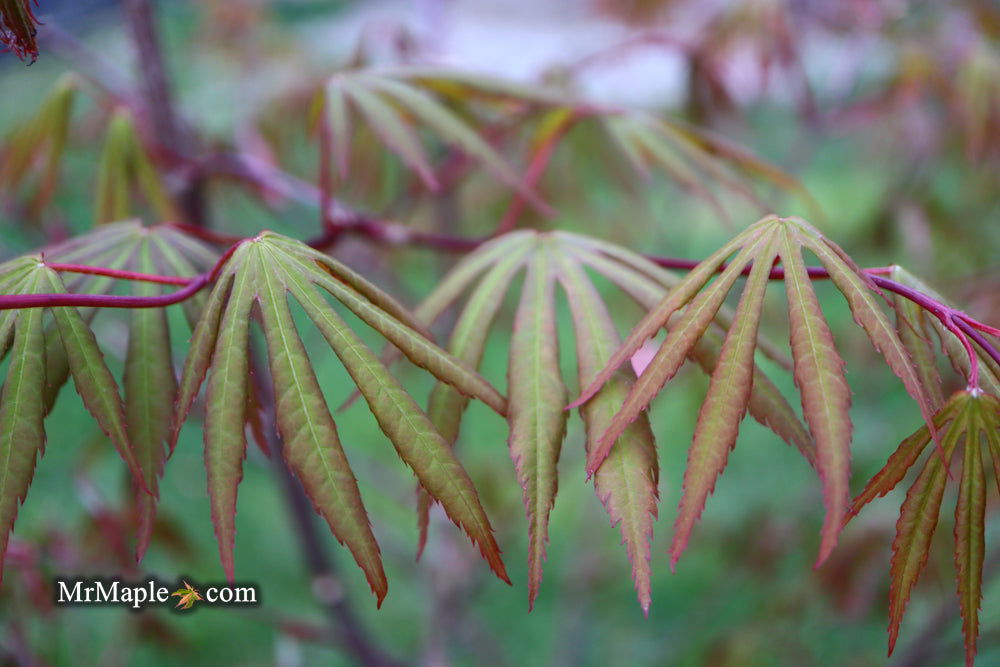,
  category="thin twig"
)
[2,219,998,384]
[0,241,240,311]
[45,262,192,286]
